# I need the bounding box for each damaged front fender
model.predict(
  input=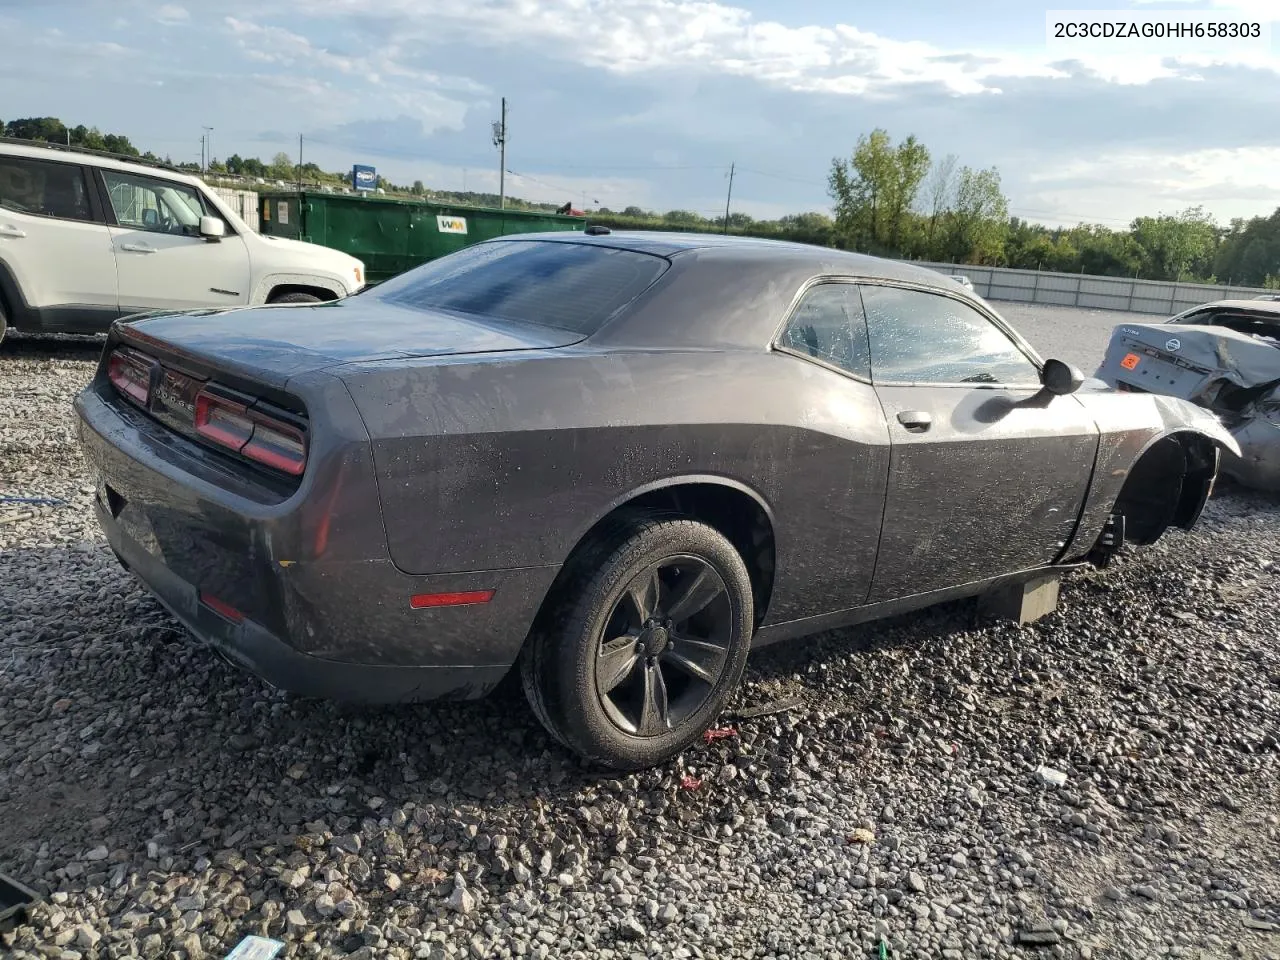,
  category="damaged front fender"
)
[1062,390,1242,563]
[1148,393,1242,462]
